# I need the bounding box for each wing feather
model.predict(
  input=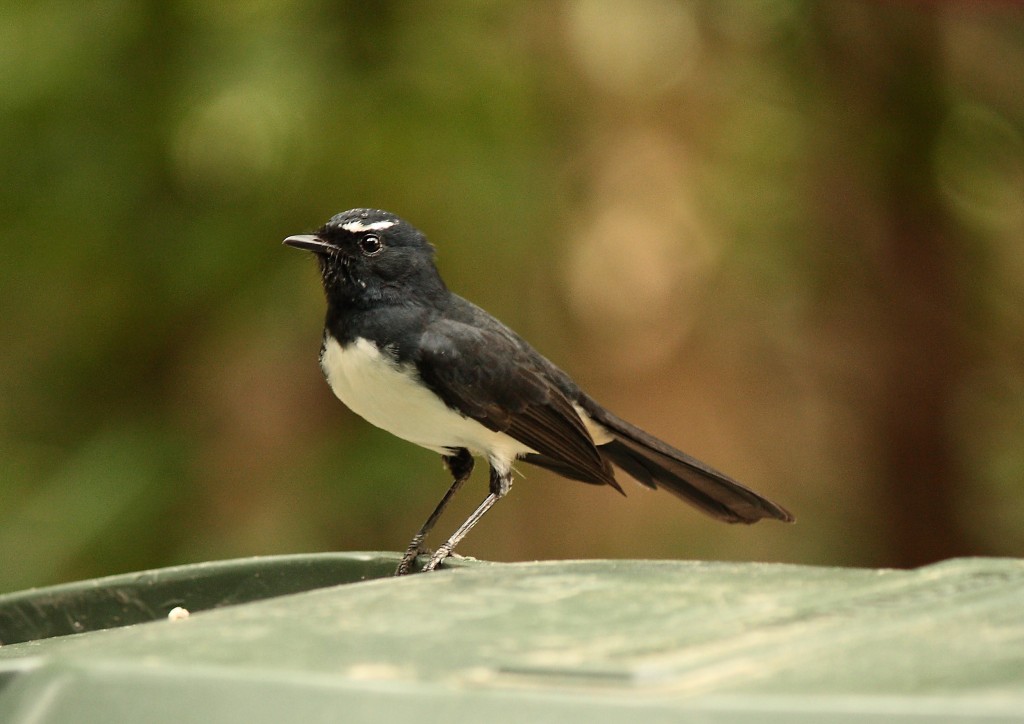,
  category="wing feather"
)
[414,318,615,486]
